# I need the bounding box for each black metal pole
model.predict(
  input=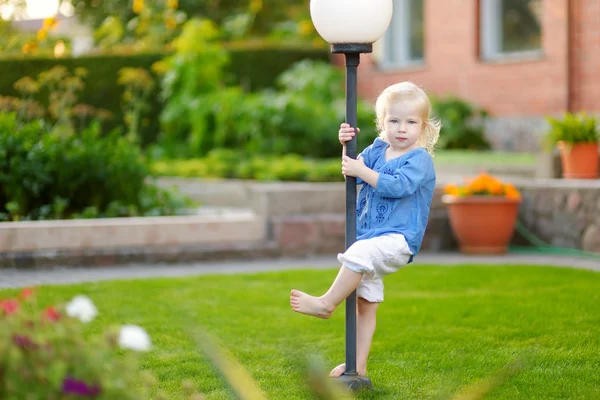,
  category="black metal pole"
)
[343,52,359,376]
[331,43,373,392]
